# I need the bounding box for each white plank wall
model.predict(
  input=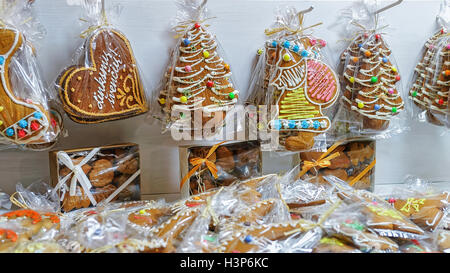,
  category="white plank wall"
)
[0,0,449,201]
